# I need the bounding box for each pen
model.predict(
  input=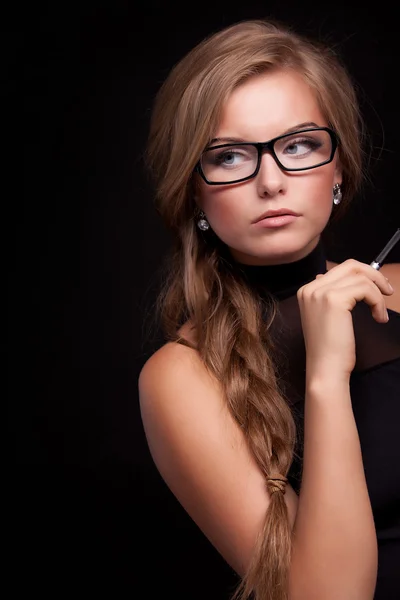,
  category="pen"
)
[370,228,400,270]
